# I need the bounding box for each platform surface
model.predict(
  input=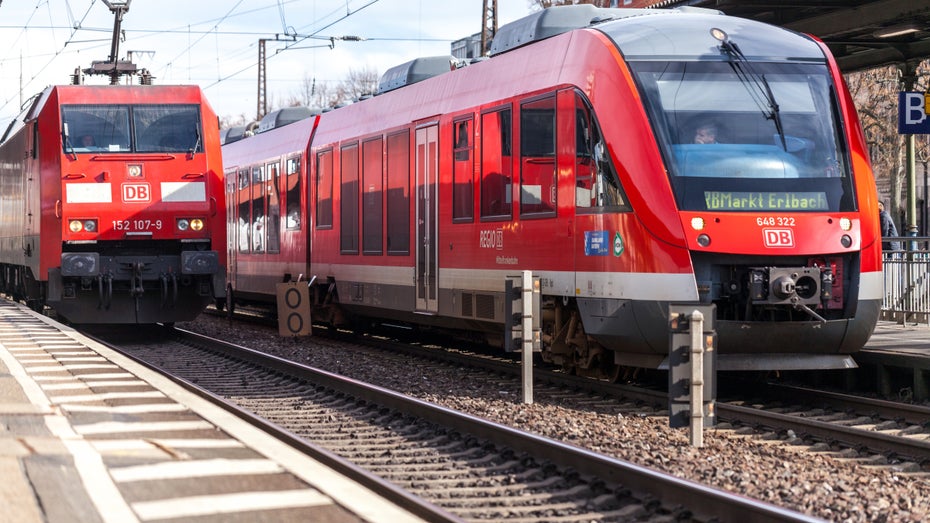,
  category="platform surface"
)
[0,301,427,523]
